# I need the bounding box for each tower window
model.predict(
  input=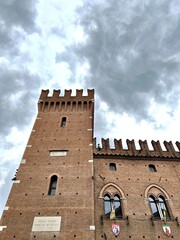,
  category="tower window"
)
[61,117,67,128]
[149,164,156,172]
[109,163,116,171]
[48,175,58,195]
[104,194,122,219]
[148,195,170,220]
